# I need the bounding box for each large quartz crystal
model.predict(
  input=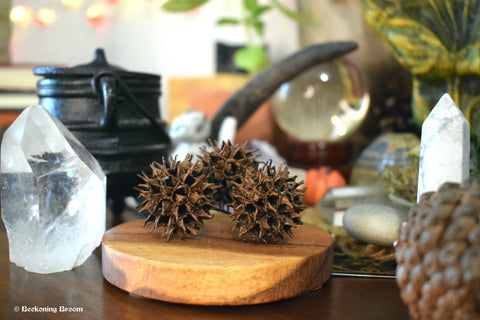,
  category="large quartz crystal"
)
[1,105,106,274]
[417,94,470,201]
